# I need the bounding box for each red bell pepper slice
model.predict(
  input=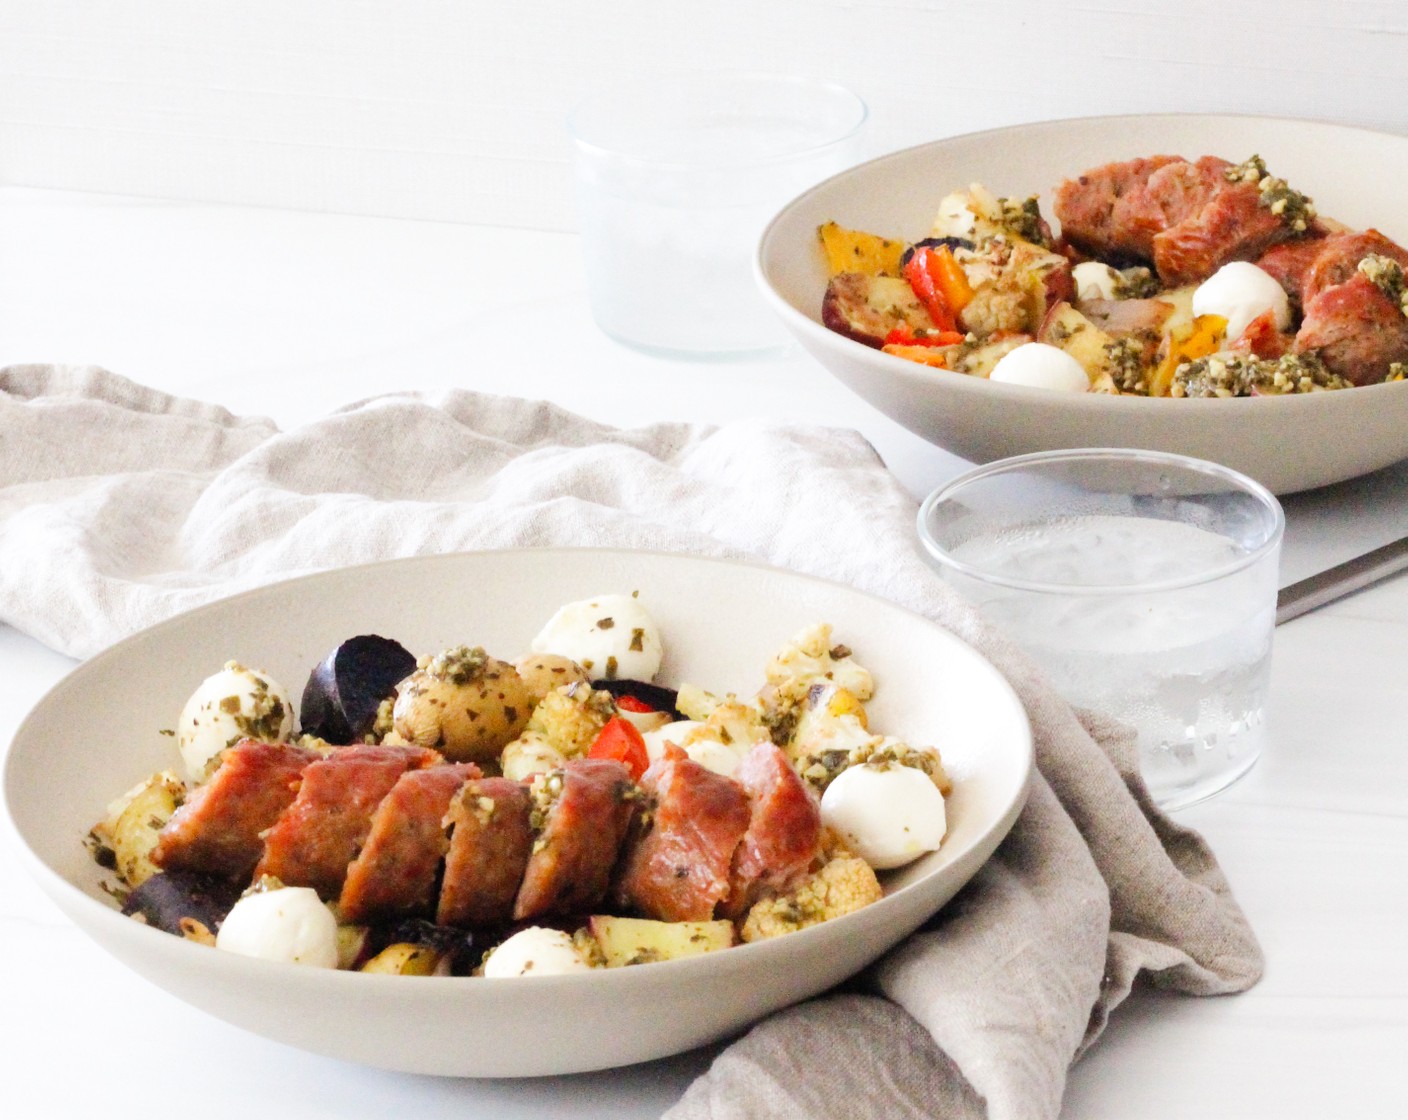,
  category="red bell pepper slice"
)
[902,247,959,333]
[883,327,966,348]
[614,694,655,714]
[587,716,650,779]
